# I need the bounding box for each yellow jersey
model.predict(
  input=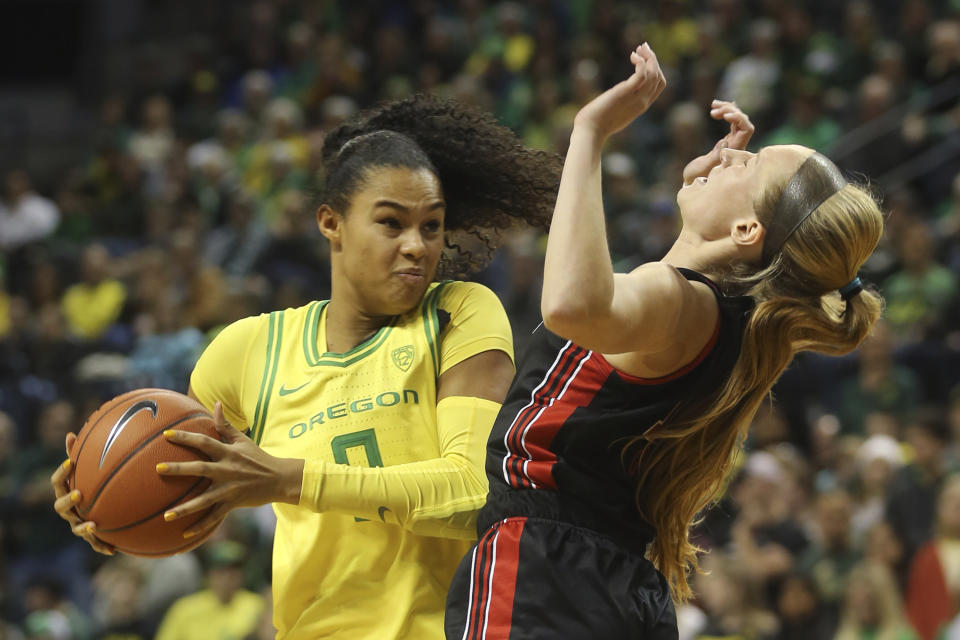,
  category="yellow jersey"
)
[190,281,513,639]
